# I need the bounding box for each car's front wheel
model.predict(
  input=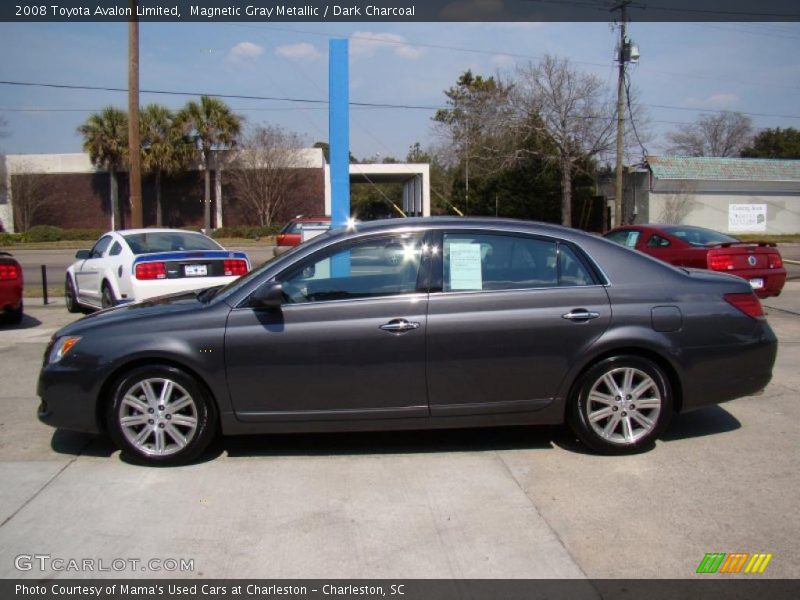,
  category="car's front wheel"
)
[65,276,82,313]
[567,355,673,454]
[106,365,218,465]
